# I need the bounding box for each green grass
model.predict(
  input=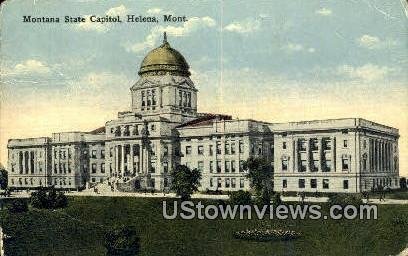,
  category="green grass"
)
[1,197,407,256]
